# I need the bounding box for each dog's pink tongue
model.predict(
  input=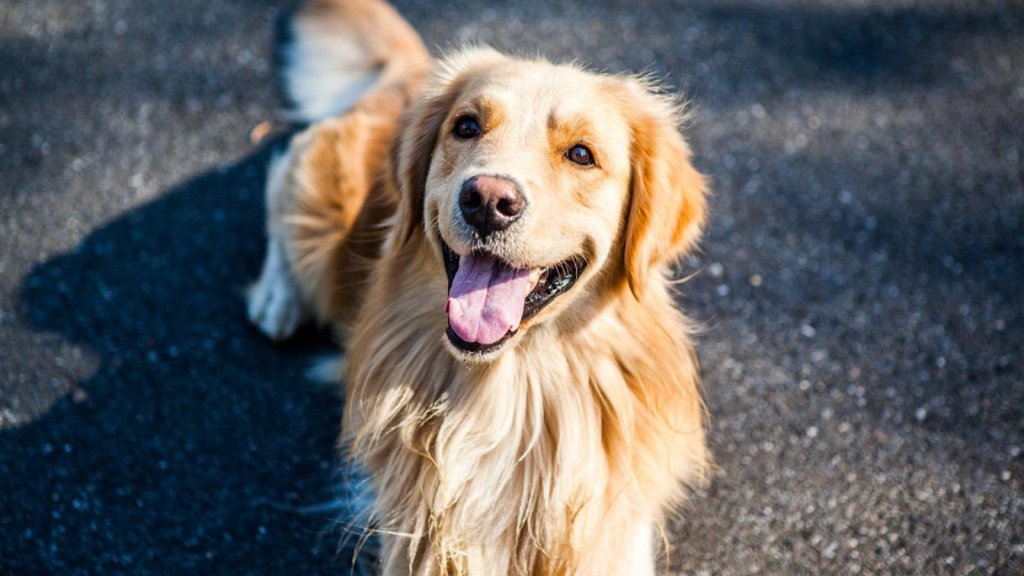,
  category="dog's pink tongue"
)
[446,253,532,346]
